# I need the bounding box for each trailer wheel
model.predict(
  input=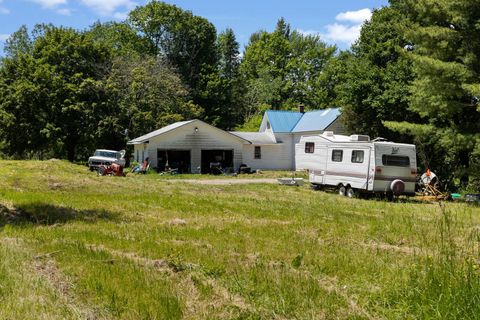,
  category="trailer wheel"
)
[346,187,356,198]
[338,185,346,196]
